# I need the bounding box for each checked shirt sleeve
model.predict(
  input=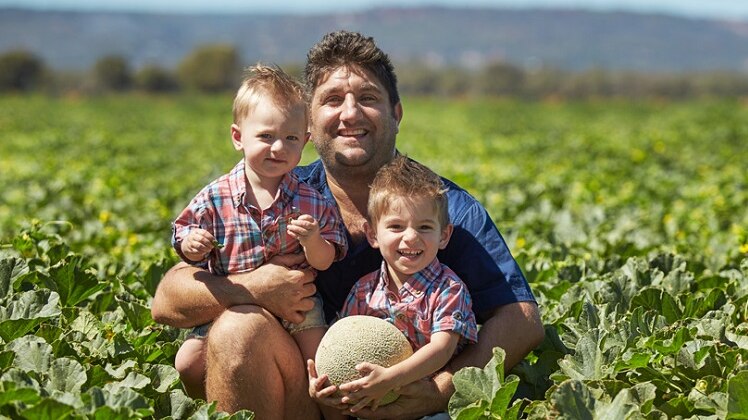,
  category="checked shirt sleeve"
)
[431,273,478,345]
